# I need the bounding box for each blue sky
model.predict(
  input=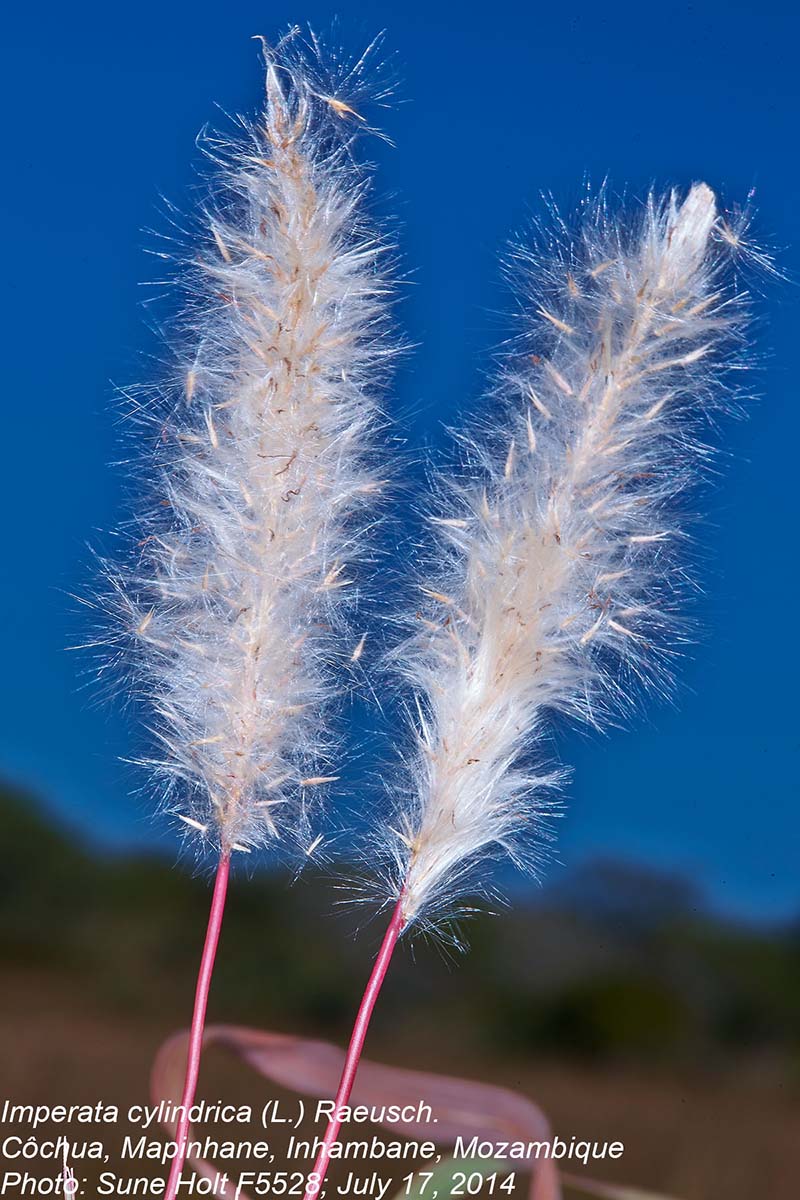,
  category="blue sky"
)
[2,1,798,920]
